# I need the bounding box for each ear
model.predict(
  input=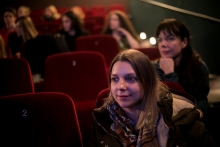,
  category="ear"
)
[181,38,188,49]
